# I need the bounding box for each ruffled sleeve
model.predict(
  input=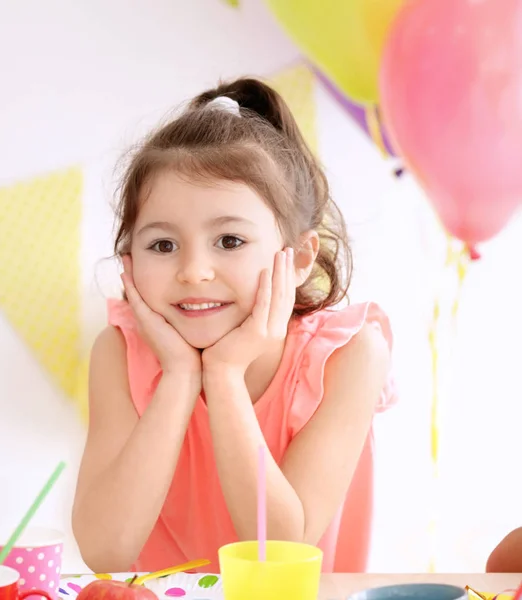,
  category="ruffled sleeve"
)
[288,302,397,437]
[107,298,162,416]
